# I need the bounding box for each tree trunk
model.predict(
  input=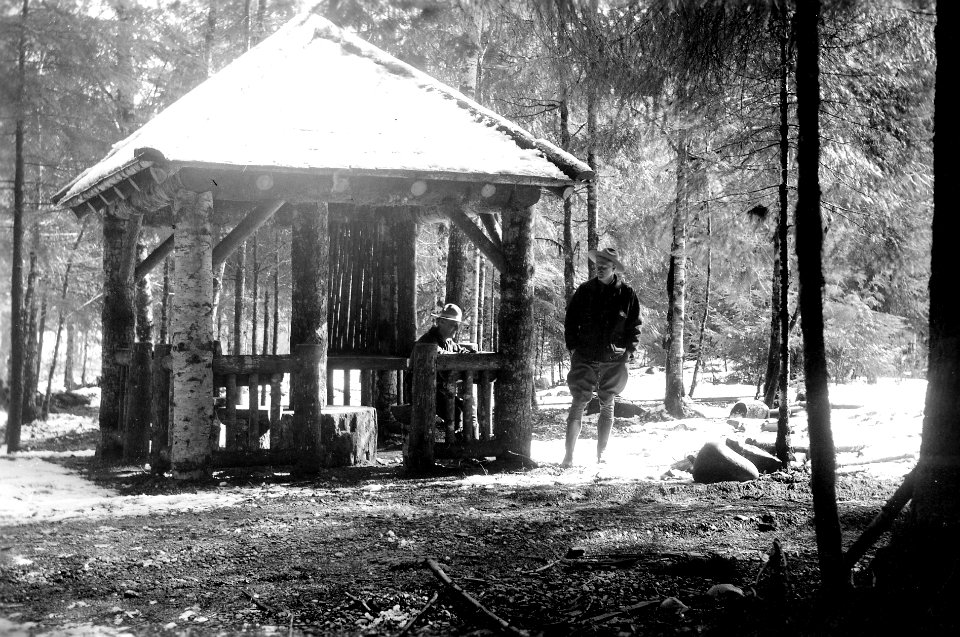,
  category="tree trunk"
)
[272,226,280,356]
[903,0,960,584]
[4,0,28,453]
[169,191,215,480]
[689,211,711,399]
[21,245,40,424]
[762,233,782,407]
[135,240,154,343]
[232,243,246,355]
[63,319,77,391]
[159,258,170,344]
[250,233,259,355]
[775,10,793,469]
[494,192,539,458]
[100,213,138,463]
[290,203,329,472]
[586,86,599,281]
[560,96,576,303]
[445,221,470,312]
[795,0,843,590]
[664,134,690,417]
